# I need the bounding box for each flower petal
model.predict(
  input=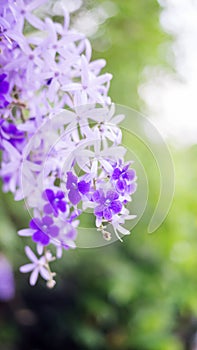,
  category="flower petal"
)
[25,246,38,263]
[42,216,53,226]
[68,189,81,205]
[43,189,55,202]
[110,200,122,214]
[66,171,77,189]
[94,205,104,218]
[39,267,50,281]
[29,267,39,286]
[78,180,90,194]
[49,225,59,238]
[103,207,112,220]
[20,263,35,273]
[29,218,42,230]
[106,190,119,201]
[112,168,121,180]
